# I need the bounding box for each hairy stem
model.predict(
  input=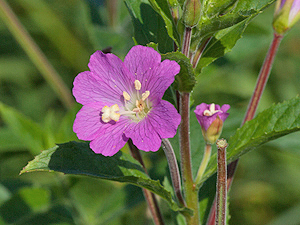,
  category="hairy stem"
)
[195,144,212,189]
[206,32,283,225]
[182,27,192,57]
[216,139,228,225]
[0,0,74,109]
[162,139,186,206]
[179,92,200,224]
[192,37,212,68]
[128,140,164,225]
